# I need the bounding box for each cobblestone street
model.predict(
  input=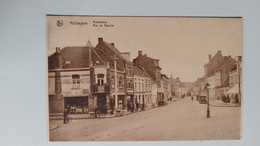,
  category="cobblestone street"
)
[49,97,241,141]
